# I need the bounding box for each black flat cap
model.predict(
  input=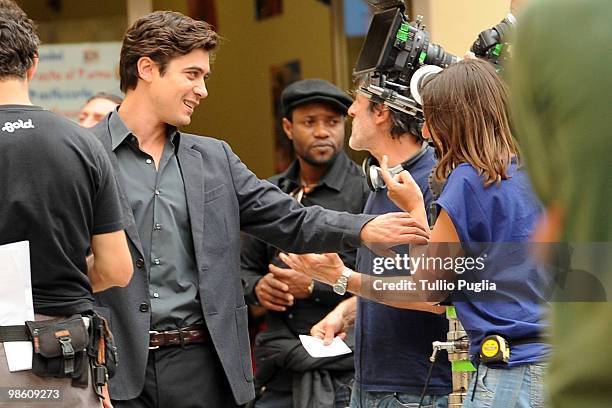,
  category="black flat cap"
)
[281,79,353,118]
